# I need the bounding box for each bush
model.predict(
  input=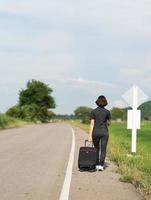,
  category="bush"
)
[6,105,22,119]
[74,106,92,124]
[6,104,55,122]
[6,104,38,122]
[110,107,125,121]
[0,114,16,128]
[0,114,9,128]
